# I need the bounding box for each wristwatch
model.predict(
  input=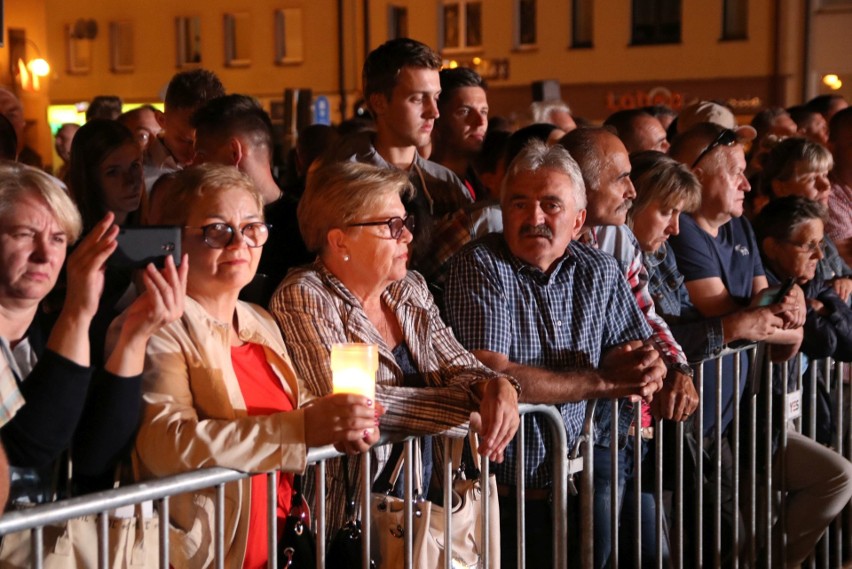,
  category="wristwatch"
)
[669,362,694,378]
